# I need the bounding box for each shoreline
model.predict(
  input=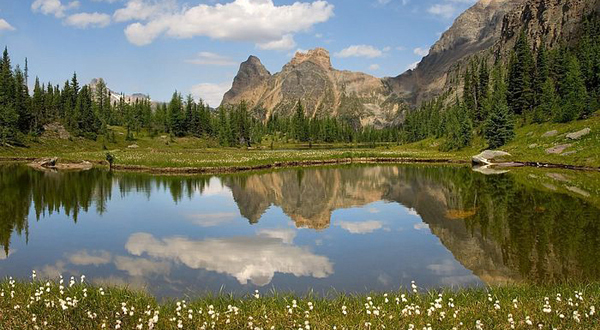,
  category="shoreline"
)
[2,155,600,175]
